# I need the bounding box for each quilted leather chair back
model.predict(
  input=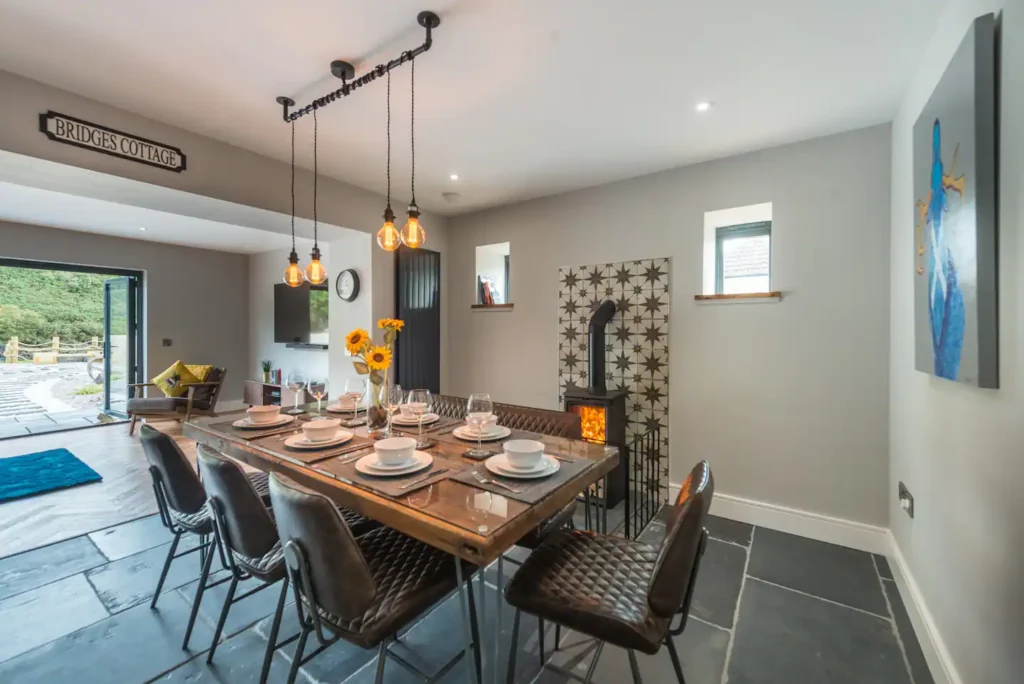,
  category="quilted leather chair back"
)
[140,424,207,515]
[431,394,582,440]
[647,460,714,617]
[268,473,376,621]
[197,445,278,560]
